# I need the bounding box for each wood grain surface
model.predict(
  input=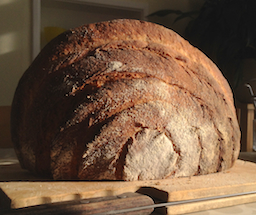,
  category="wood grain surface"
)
[1,159,256,214]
